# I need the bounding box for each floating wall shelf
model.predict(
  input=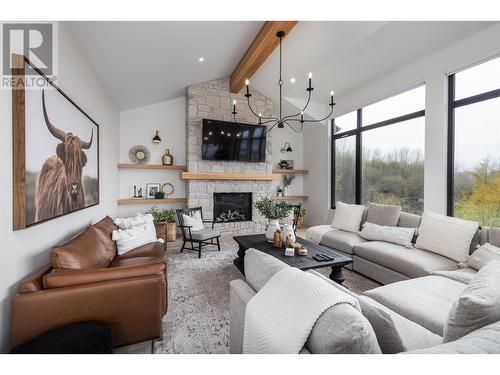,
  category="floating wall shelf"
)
[117,198,187,205]
[272,169,309,174]
[118,163,187,170]
[272,195,308,201]
[181,172,280,181]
